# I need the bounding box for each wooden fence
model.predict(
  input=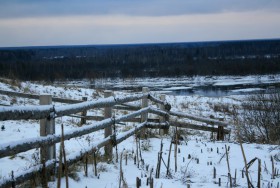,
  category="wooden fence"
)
[0,88,230,188]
